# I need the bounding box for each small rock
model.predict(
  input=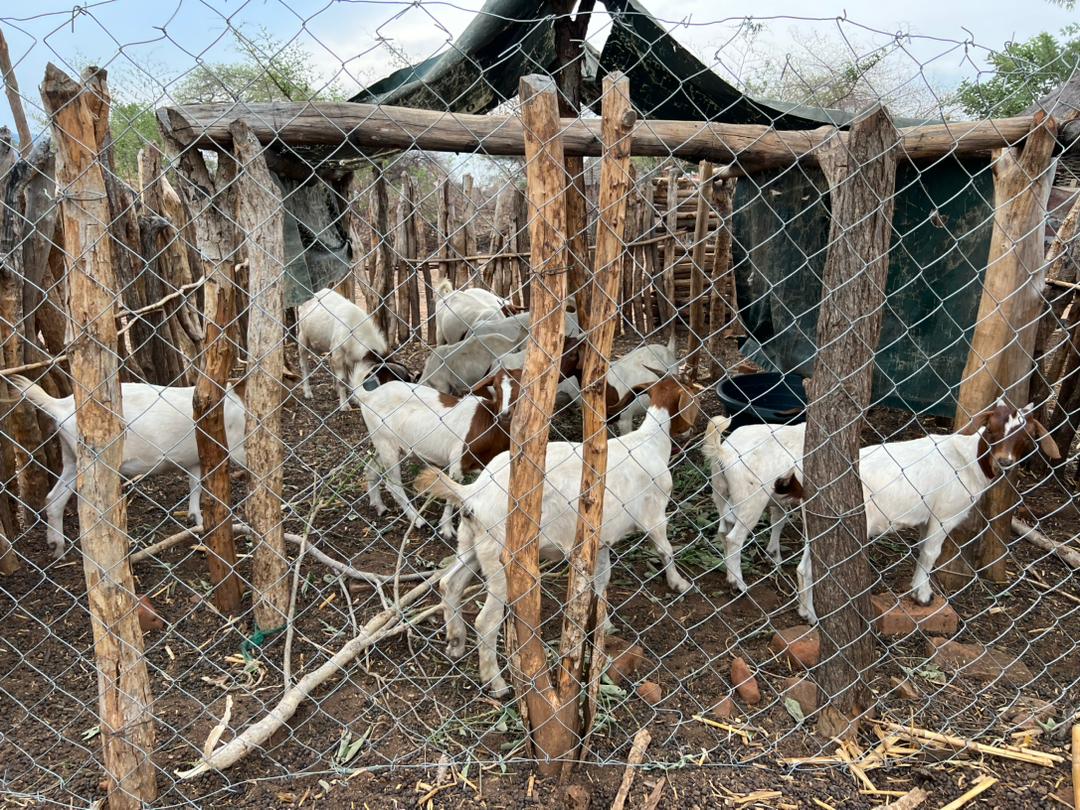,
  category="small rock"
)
[927,638,1033,684]
[138,595,165,633]
[710,696,735,719]
[1002,698,1056,730]
[769,625,820,669]
[636,680,663,705]
[561,784,591,810]
[889,676,920,700]
[605,637,651,687]
[782,676,817,715]
[730,656,761,705]
[870,592,959,637]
